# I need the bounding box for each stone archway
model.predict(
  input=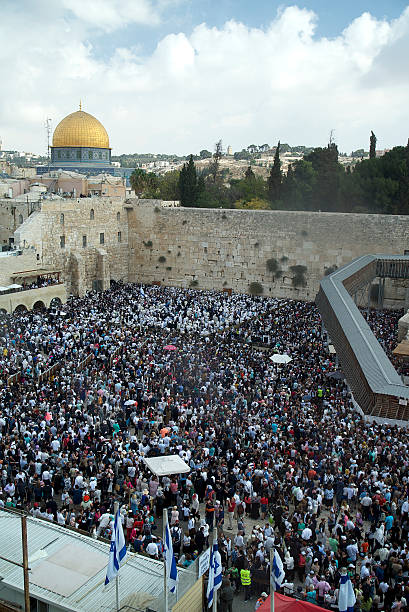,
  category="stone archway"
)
[50,297,62,309]
[14,304,28,314]
[33,300,46,311]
